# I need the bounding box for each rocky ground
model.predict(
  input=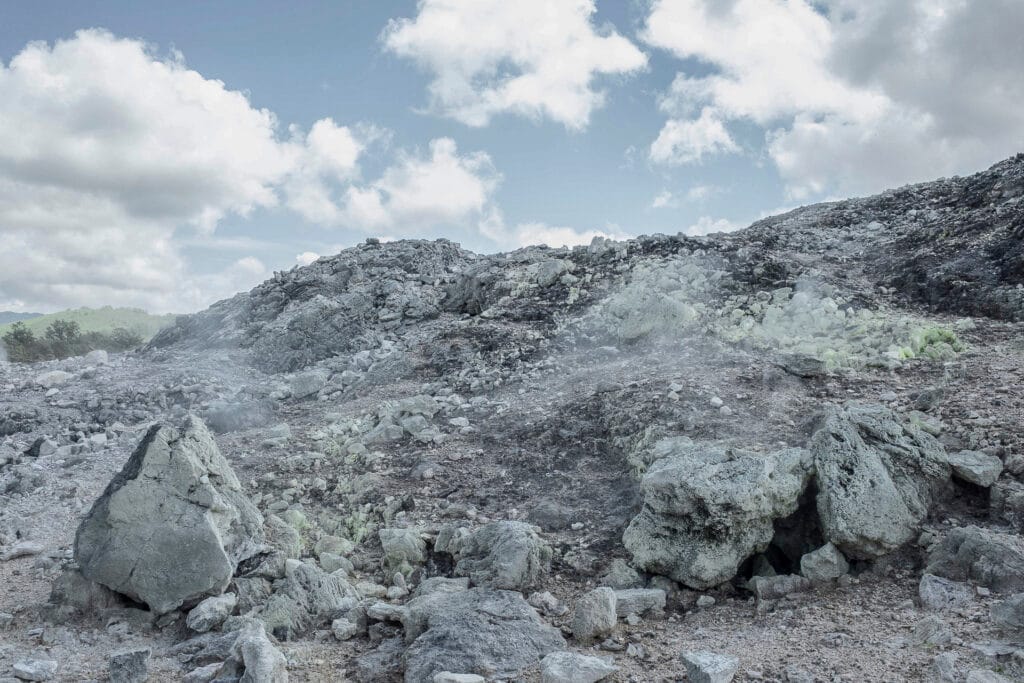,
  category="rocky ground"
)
[1,155,1024,682]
